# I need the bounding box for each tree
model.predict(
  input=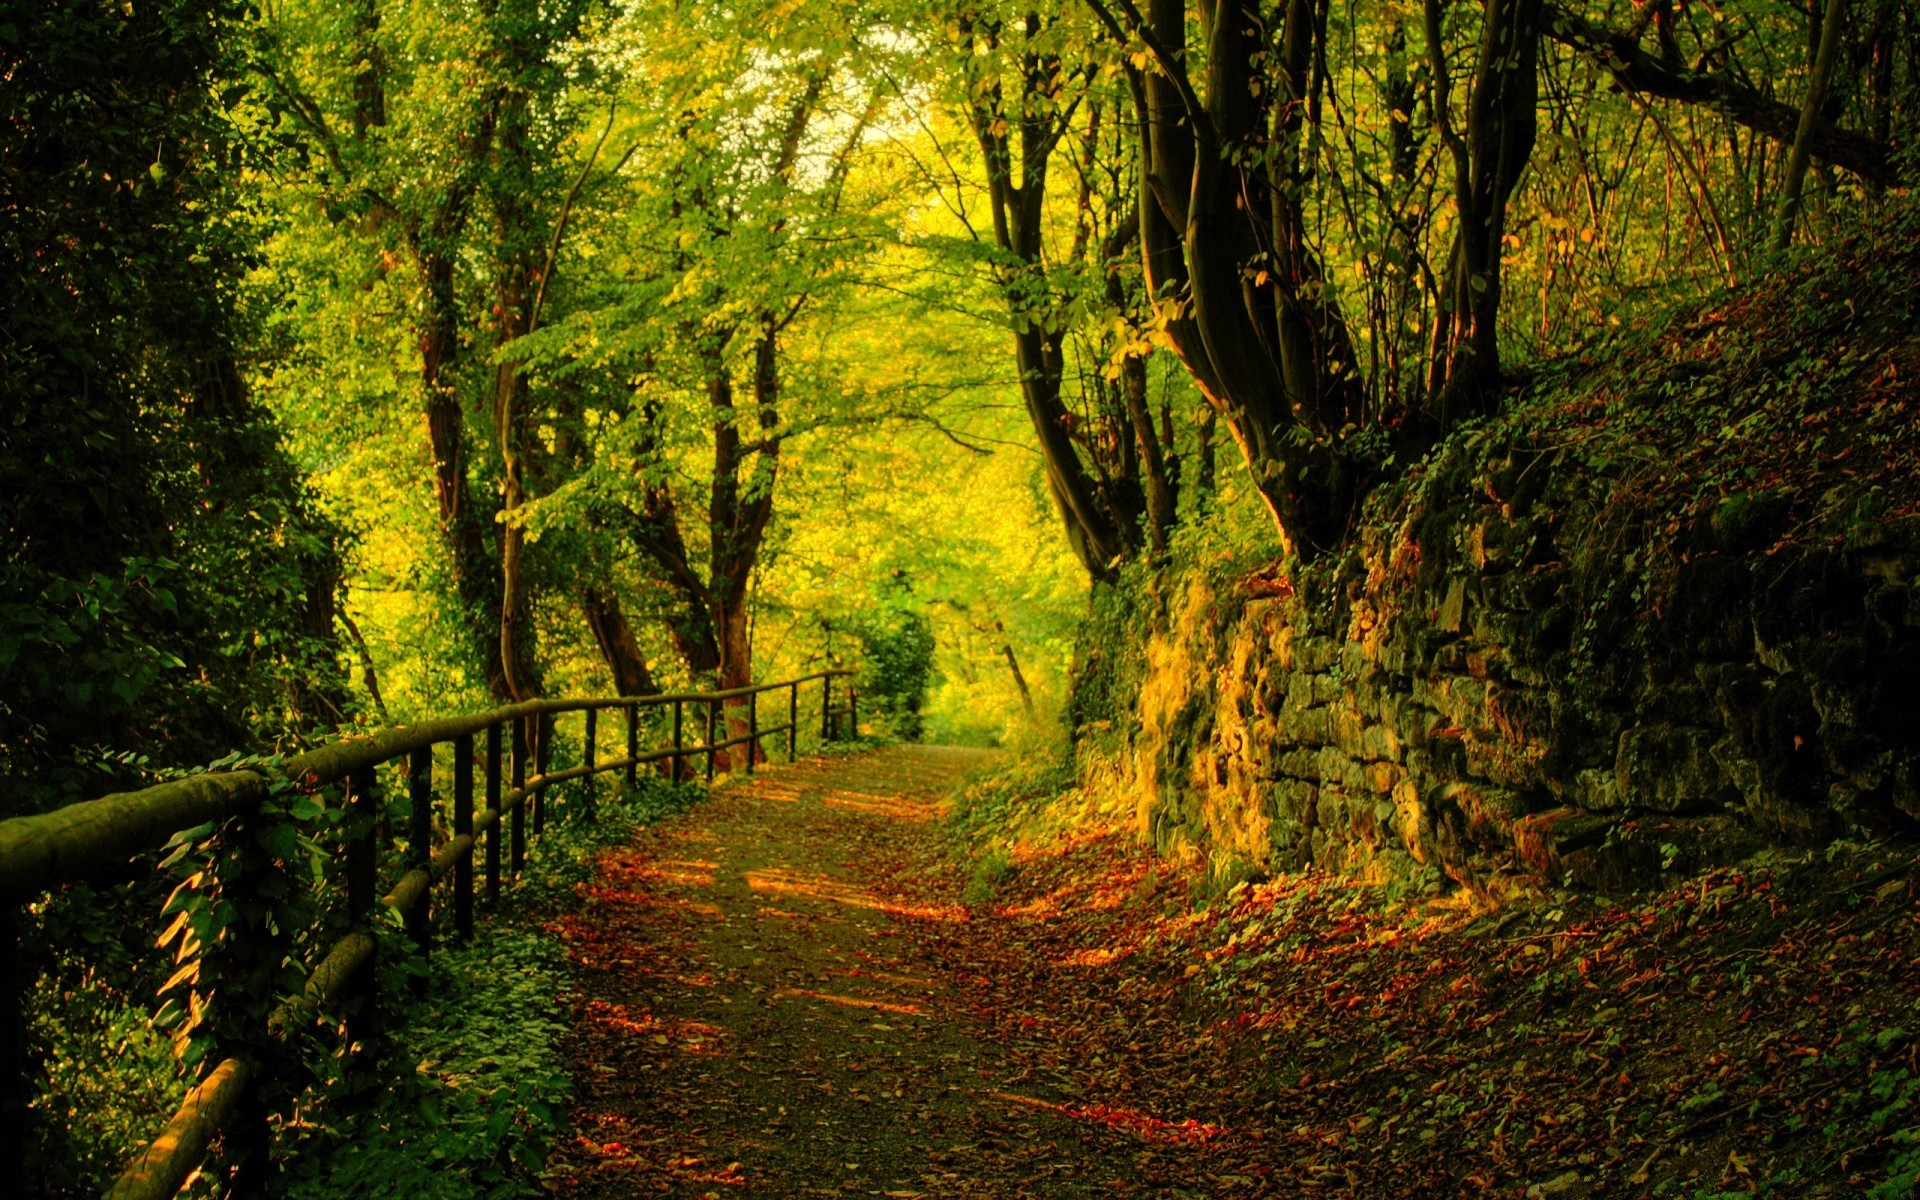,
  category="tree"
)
[507,0,894,757]
[258,0,641,705]
[1085,0,1370,557]
[0,0,344,815]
